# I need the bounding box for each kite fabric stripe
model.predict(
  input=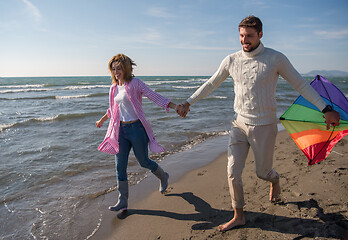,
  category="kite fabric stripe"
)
[280,75,348,165]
